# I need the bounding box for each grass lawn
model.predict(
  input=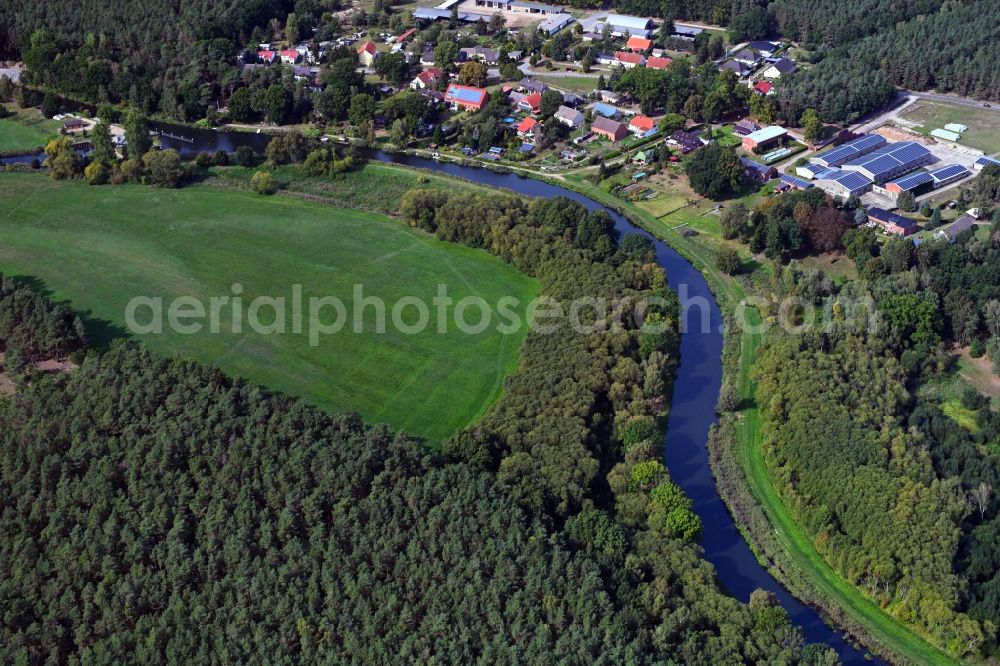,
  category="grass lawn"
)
[0,104,62,153]
[0,173,538,443]
[898,100,1000,153]
[530,75,599,94]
